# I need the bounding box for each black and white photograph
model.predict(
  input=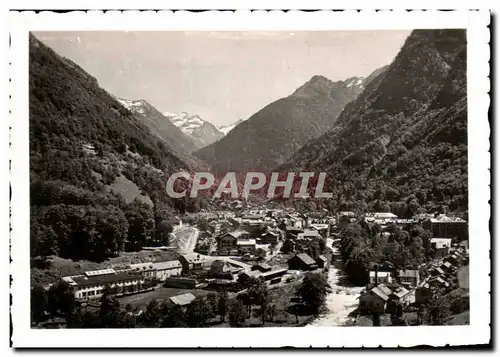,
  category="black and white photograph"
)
[8,10,490,348]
